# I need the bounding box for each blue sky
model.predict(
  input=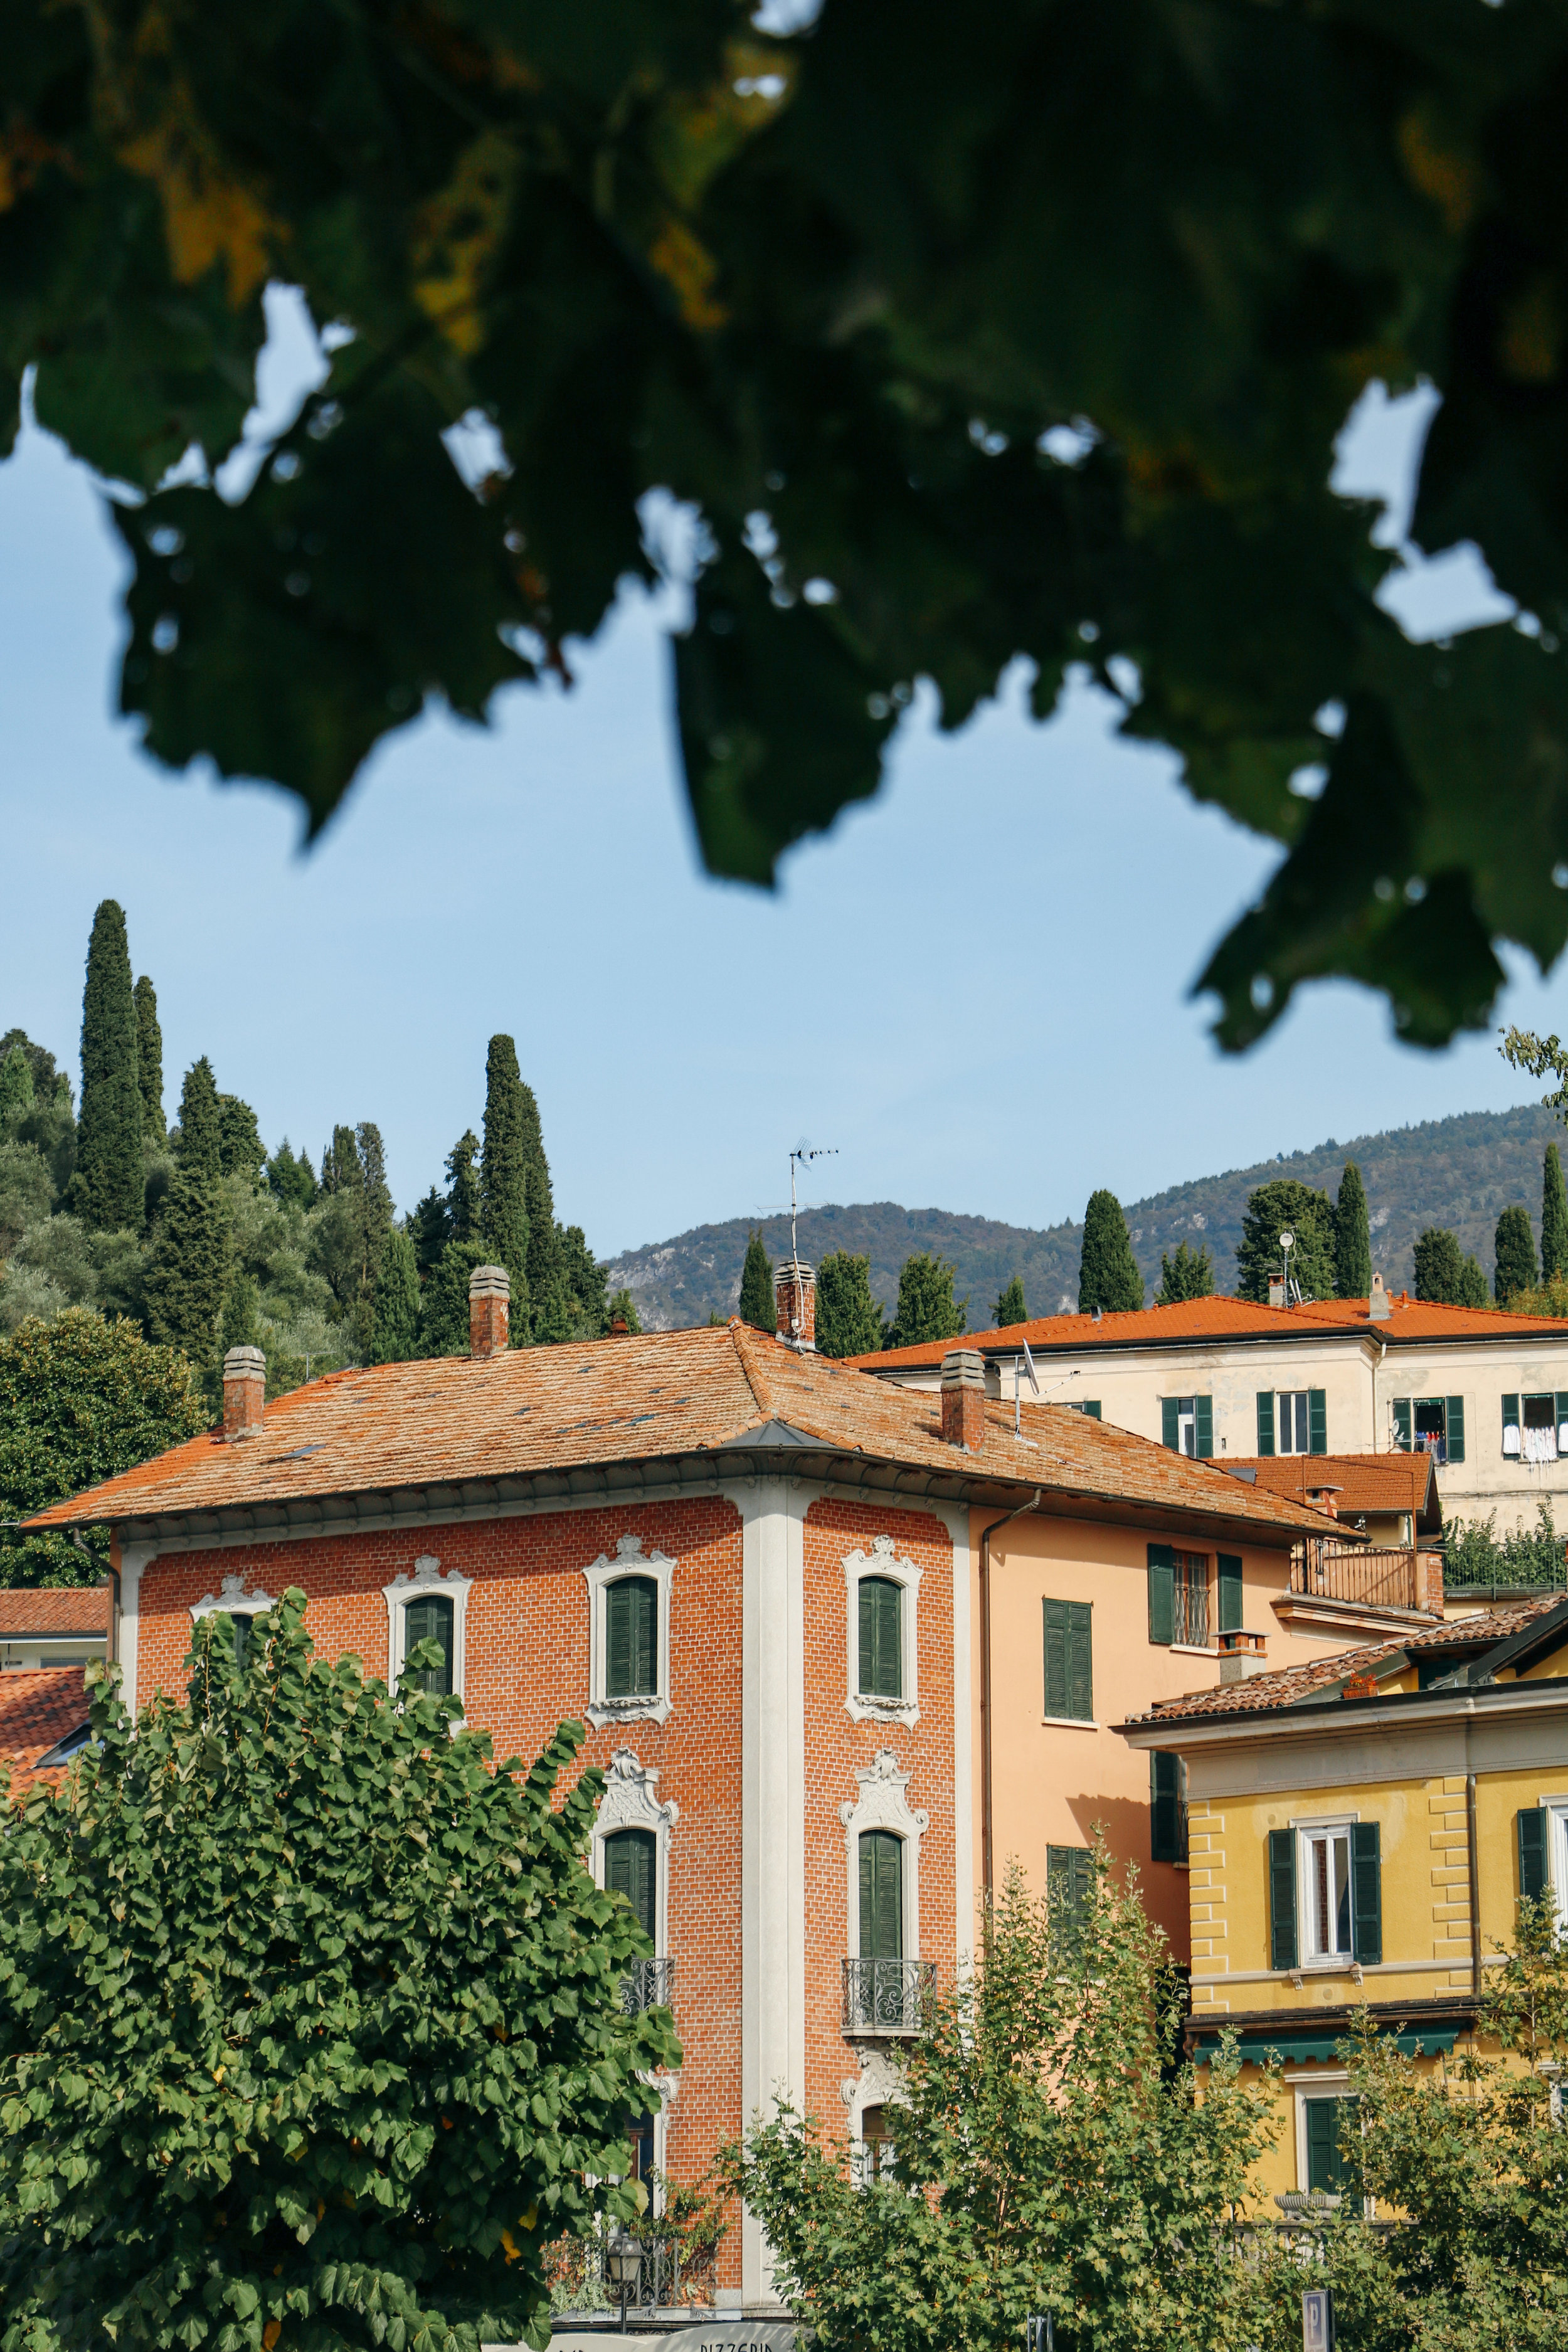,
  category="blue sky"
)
[1,295,1560,1259]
